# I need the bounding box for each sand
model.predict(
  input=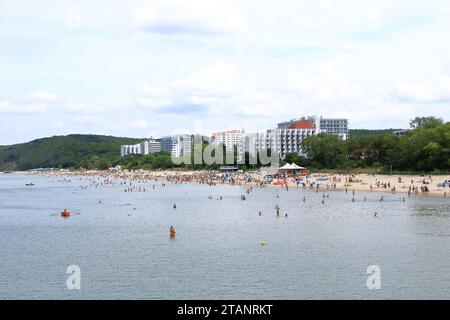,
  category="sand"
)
[15,169,450,198]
